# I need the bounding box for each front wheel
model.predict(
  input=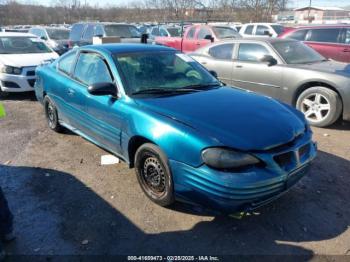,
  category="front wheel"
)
[134,143,175,207]
[44,96,63,132]
[296,87,342,127]
[0,88,8,98]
